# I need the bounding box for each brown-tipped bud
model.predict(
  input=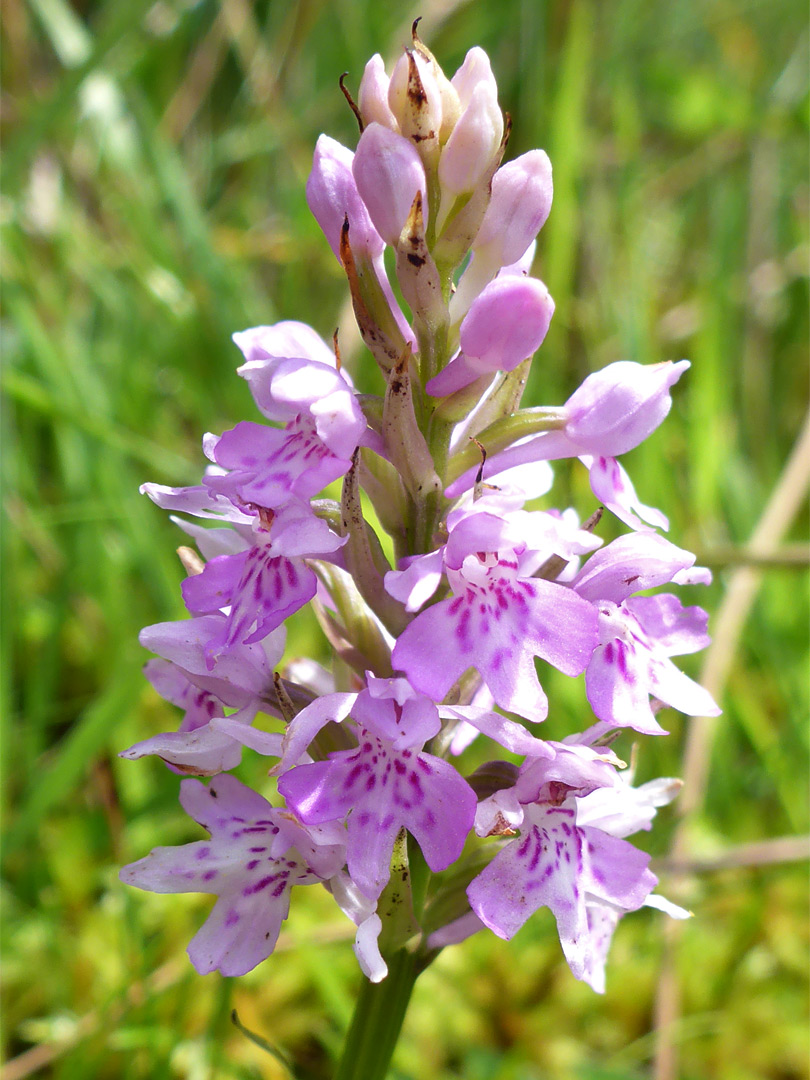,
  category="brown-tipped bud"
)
[410,26,461,143]
[339,216,411,372]
[388,50,441,164]
[382,349,442,502]
[395,190,446,332]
